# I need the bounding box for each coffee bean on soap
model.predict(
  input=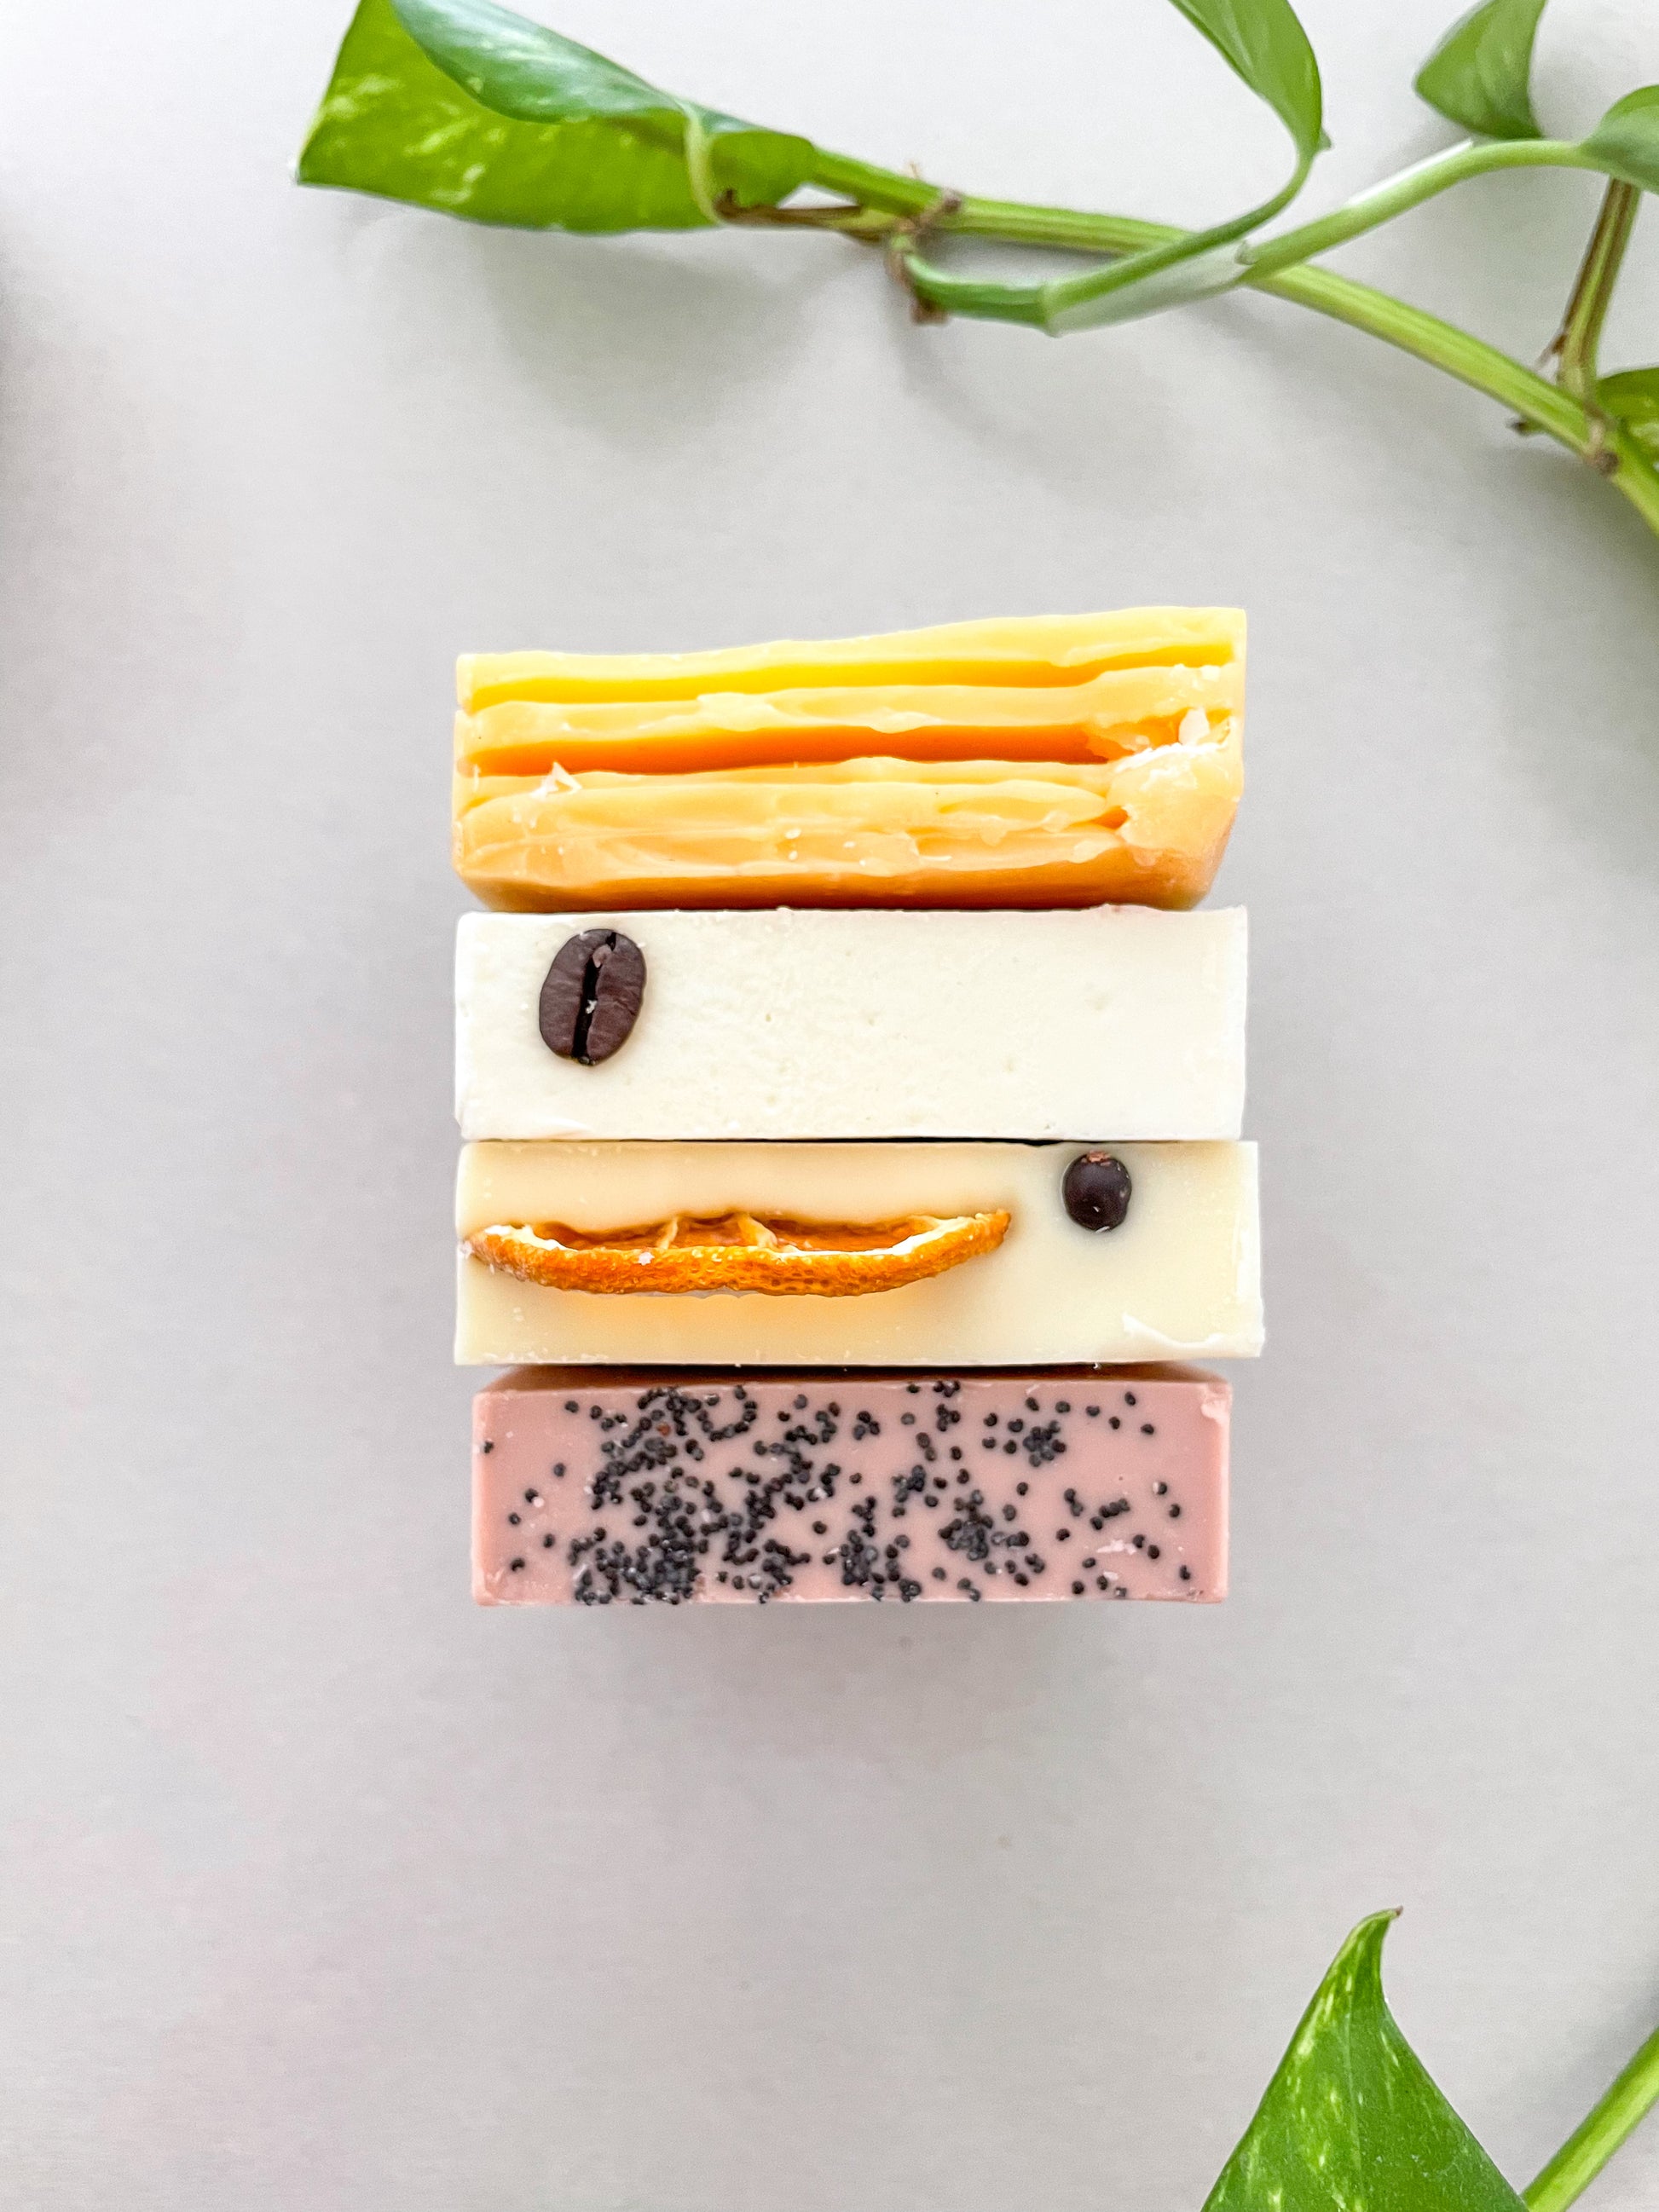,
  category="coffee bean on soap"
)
[1062,1150,1133,1232]
[538,928,647,1065]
